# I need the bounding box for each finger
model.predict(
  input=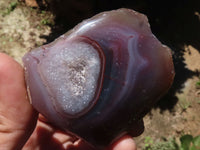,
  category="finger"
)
[107,119,144,150]
[68,135,137,150]
[65,139,96,150]
[108,135,137,150]
[23,118,79,150]
[0,53,38,150]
